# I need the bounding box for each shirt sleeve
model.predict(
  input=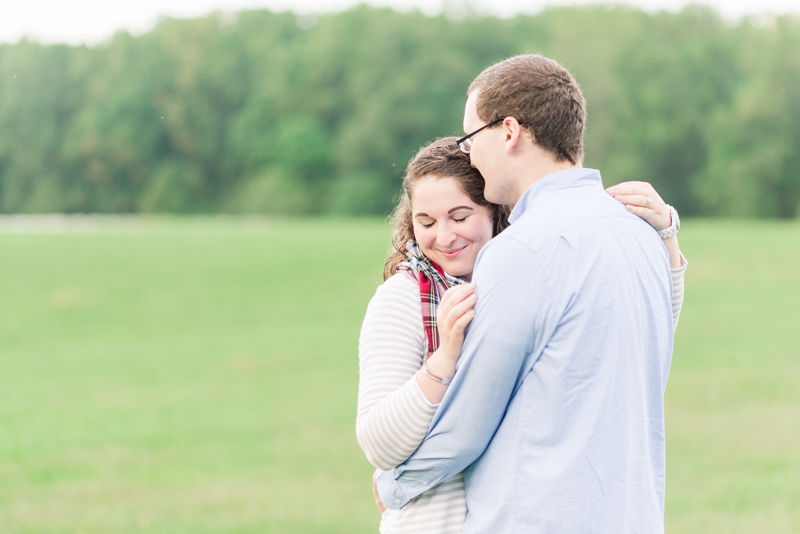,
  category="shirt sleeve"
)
[356,274,439,471]
[376,238,555,508]
[671,253,688,331]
